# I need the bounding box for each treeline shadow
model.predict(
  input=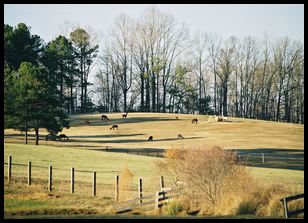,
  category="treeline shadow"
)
[230,148,304,157]
[67,133,145,139]
[69,116,184,127]
[229,148,304,171]
[67,136,203,144]
[89,147,166,154]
